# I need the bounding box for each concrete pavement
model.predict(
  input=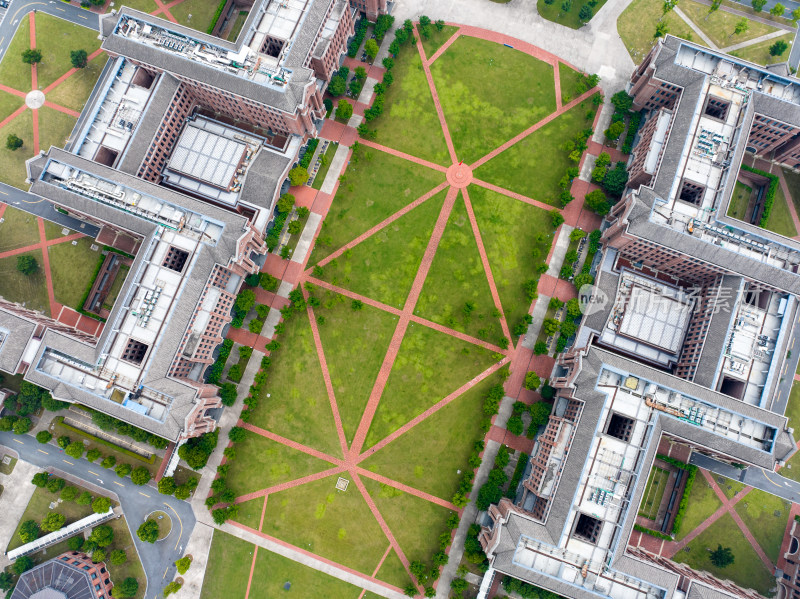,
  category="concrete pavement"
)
[0,431,195,599]
[0,456,39,570]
